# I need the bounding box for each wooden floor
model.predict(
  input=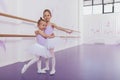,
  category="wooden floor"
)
[1,44,120,80]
